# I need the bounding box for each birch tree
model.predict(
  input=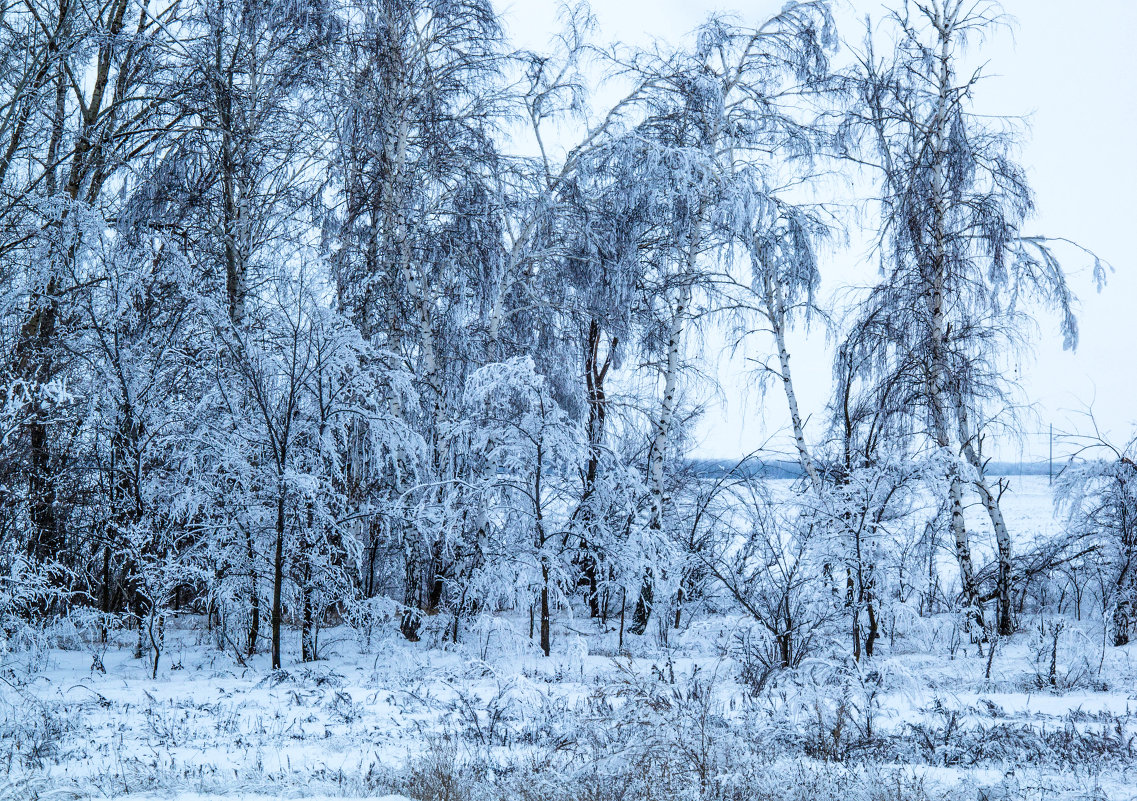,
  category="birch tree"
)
[320,0,507,640]
[612,1,835,635]
[841,0,1096,636]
